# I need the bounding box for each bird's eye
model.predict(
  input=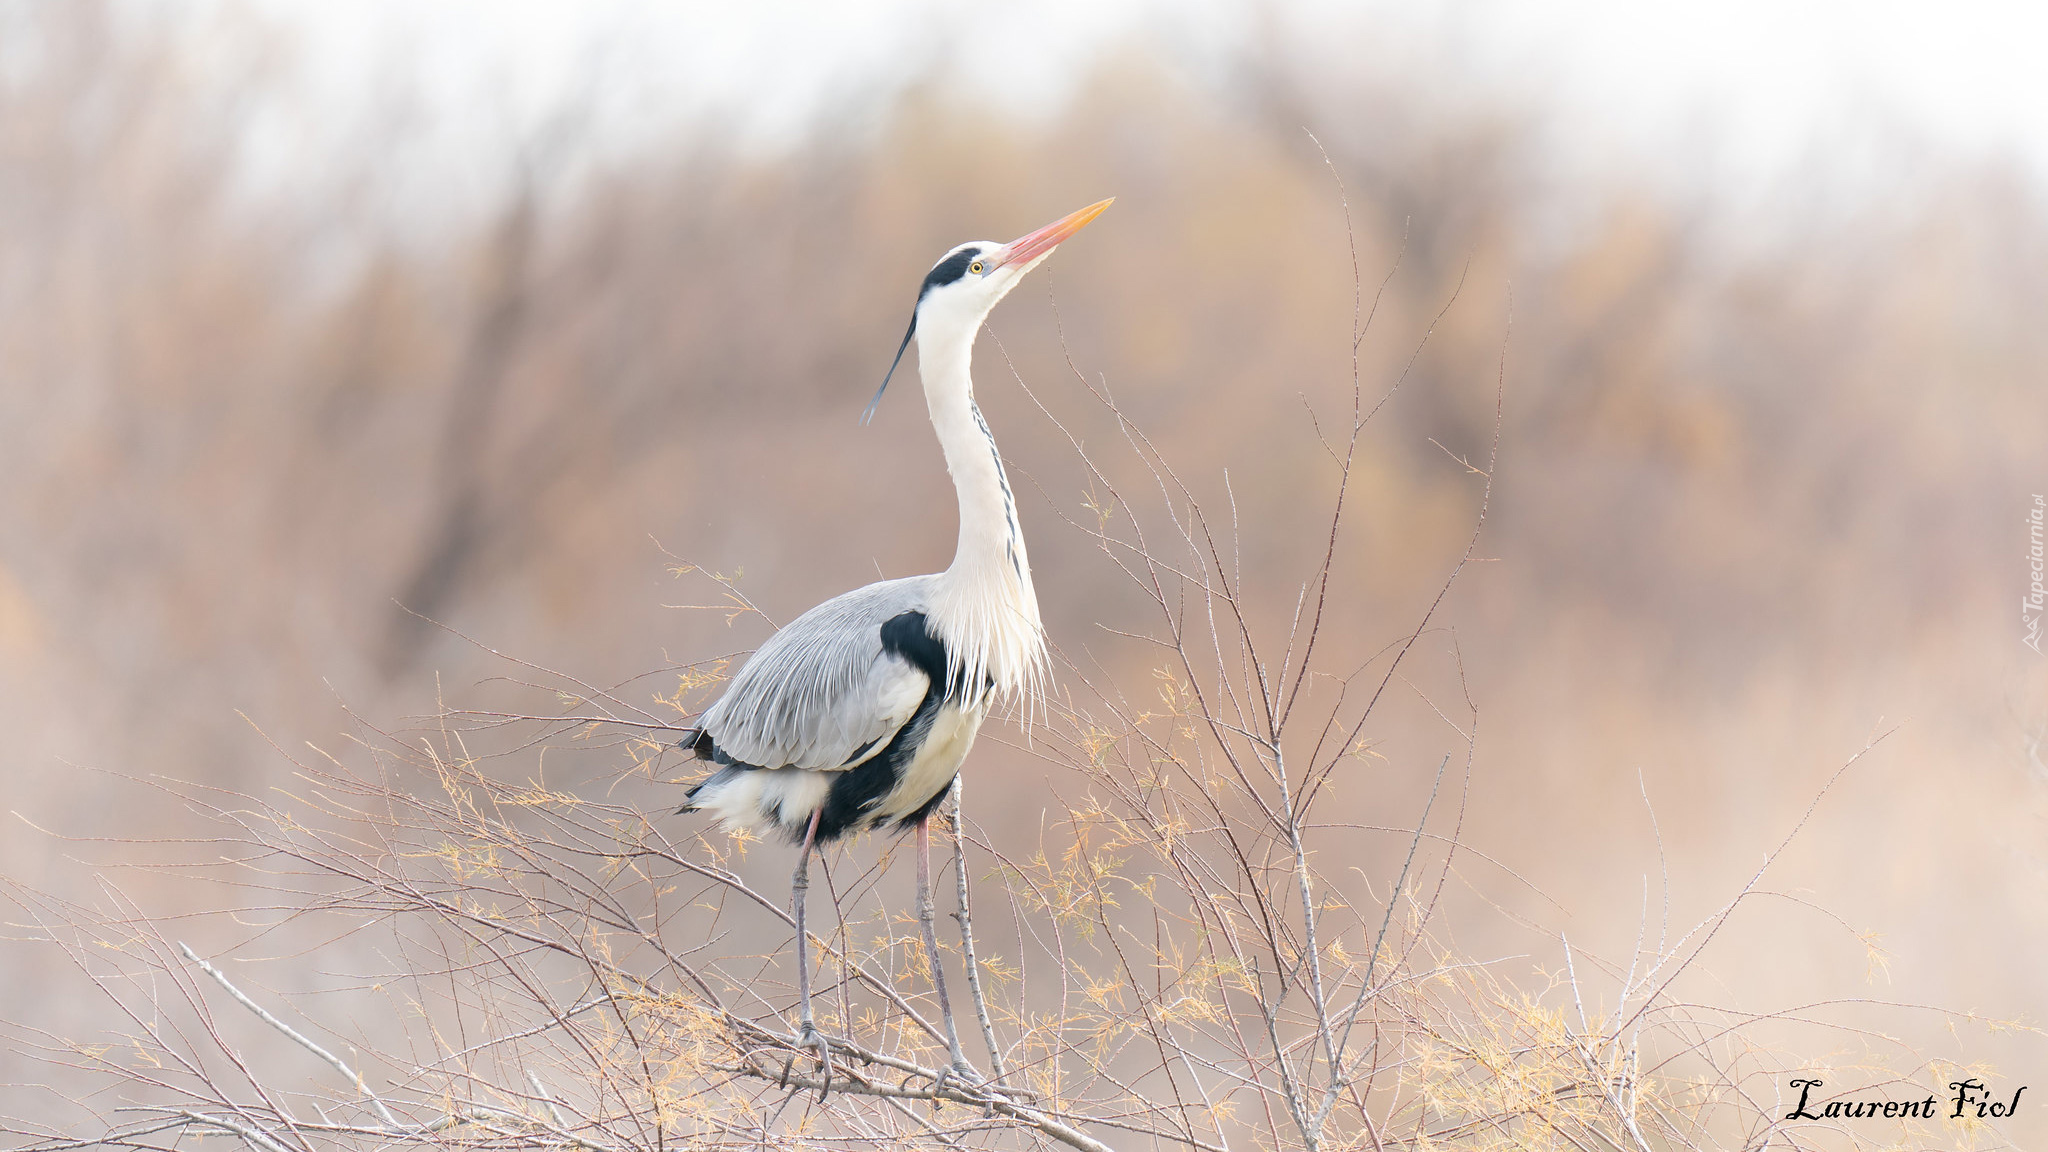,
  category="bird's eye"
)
[969,260,985,275]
